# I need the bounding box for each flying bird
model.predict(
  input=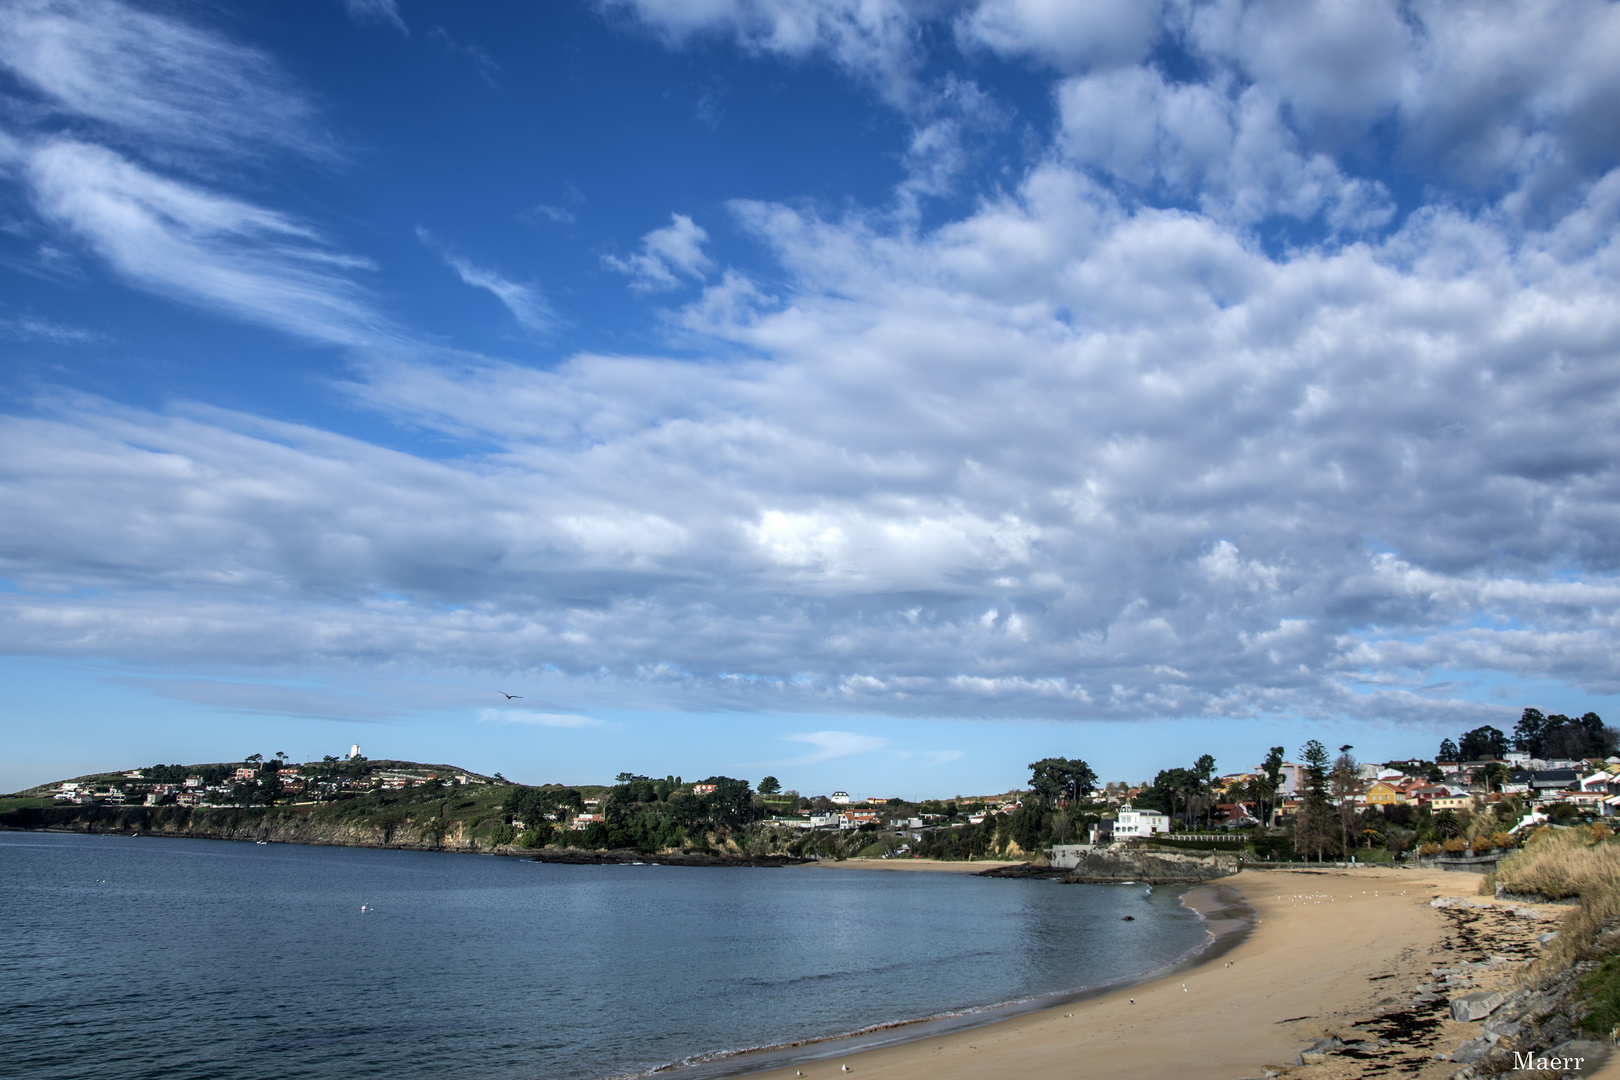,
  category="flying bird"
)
[500,692,522,700]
